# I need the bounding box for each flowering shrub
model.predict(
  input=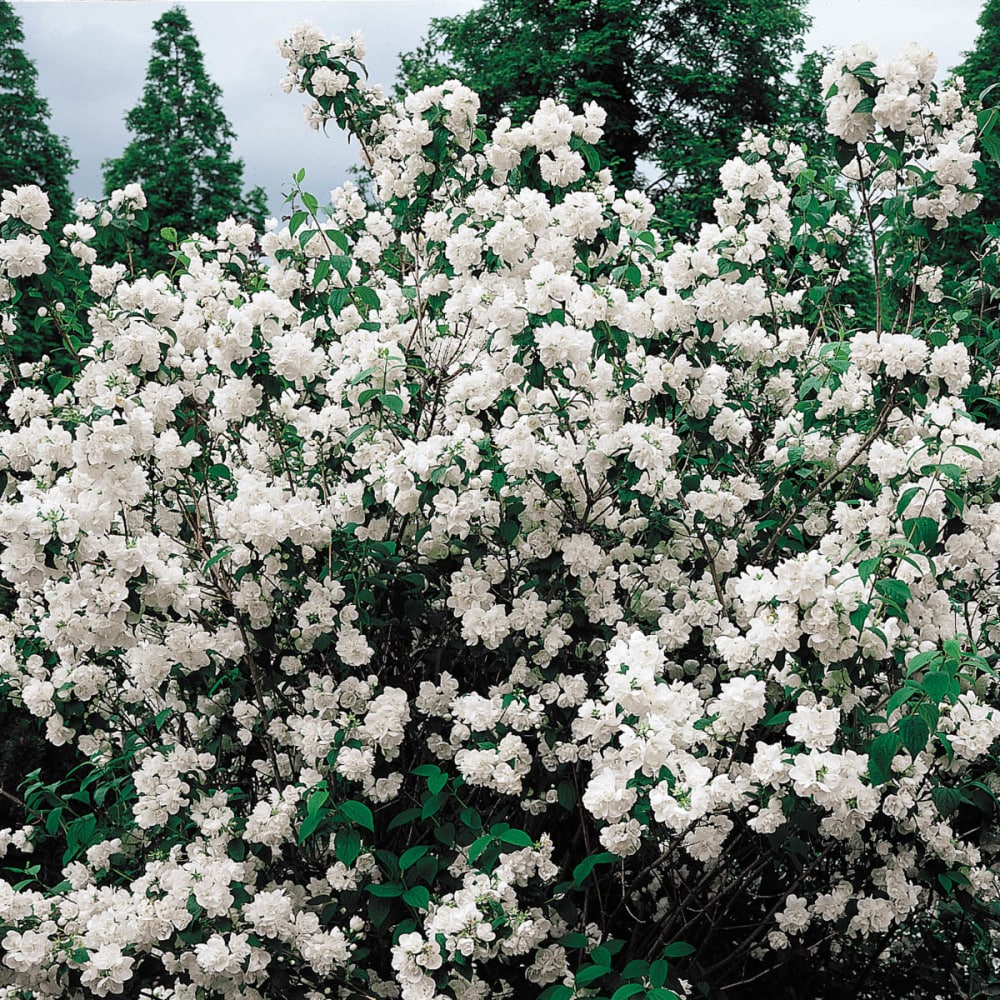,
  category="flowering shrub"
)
[1,25,1000,1000]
